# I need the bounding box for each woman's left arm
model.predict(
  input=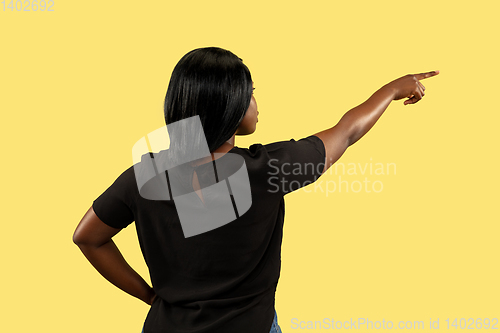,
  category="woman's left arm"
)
[73,206,156,305]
